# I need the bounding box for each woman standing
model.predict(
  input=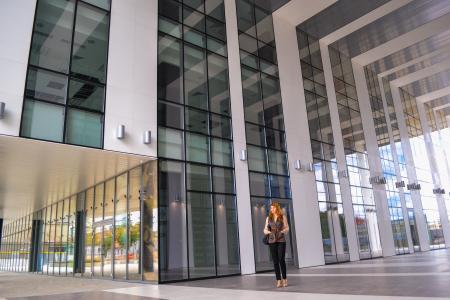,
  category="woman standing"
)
[264,202,289,288]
